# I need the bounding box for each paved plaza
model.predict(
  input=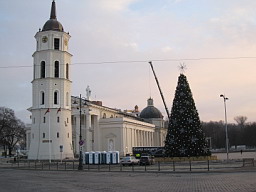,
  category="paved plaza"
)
[0,168,255,192]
